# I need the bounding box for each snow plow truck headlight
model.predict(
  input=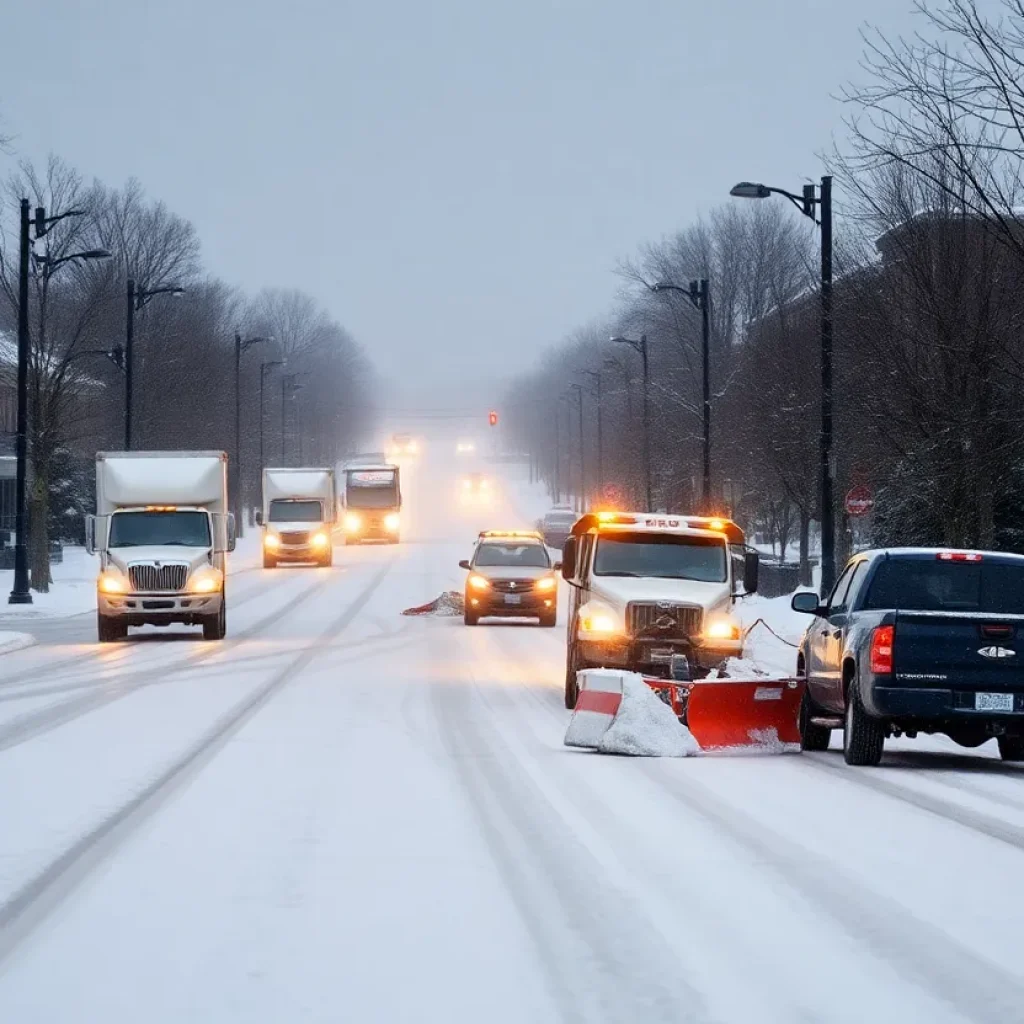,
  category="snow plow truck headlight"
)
[578,604,619,636]
[344,513,361,532]
[535,575,557,592]
[263,533,280,548]
[704,618,741,640]
[468,574,491,591]
[189,571,222,594]
[384,513,400,532]
[312,532,329,548]
[98,572,124,594]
